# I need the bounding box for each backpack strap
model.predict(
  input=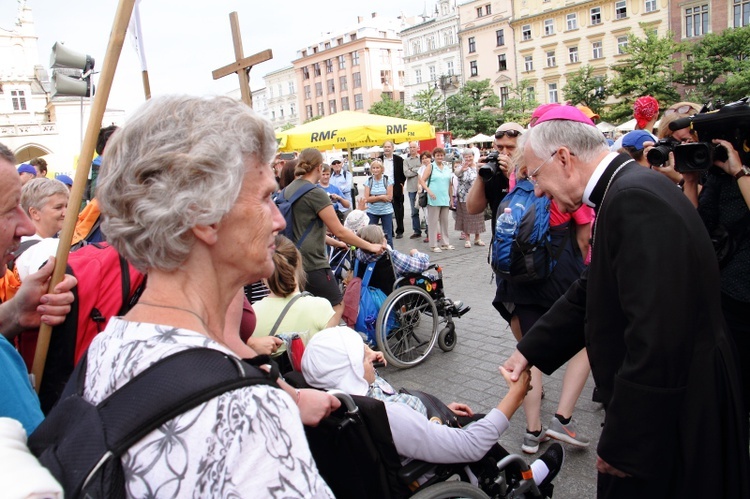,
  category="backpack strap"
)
[268,292,311,337]
[92,348,276,456]
[284,183,323,248]
[8,238,41,271]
